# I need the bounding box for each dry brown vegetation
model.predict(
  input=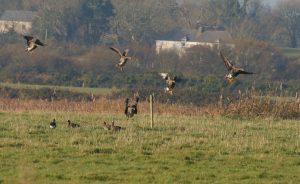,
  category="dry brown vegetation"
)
[224,92,300,119]
[1,91,299,119]
[0,98,219,116]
